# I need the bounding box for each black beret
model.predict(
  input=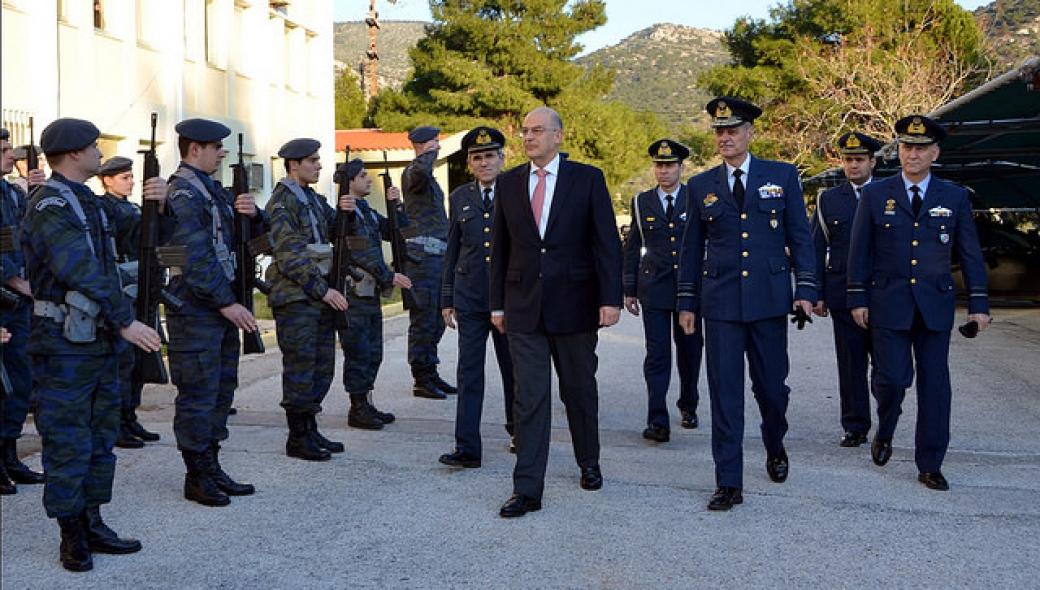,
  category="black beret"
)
[407,126,439,143]
[0,128,8,141]
[706,97,762,128]
[277,138,321,160]
[648,139,690,162]
[333,158,365,185]
[175,118,231,143]
[836,131,883,156]
[12,145,40,160]
[895,115,947,145]
[40,118,101,155]
[98,156,134,176]
[461,126,505,154]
